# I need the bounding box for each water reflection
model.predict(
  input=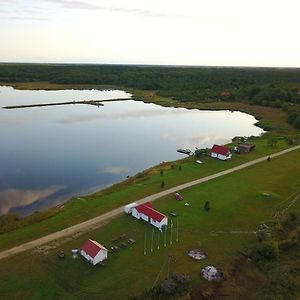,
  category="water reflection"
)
[101,166,131,175]
[0,186,65,214]
[0,86,264,215]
